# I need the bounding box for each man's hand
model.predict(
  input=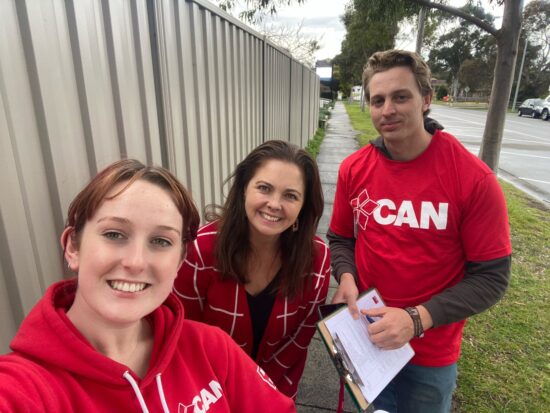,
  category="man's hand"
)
[331,273,360,319]
[361,307,415,349]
